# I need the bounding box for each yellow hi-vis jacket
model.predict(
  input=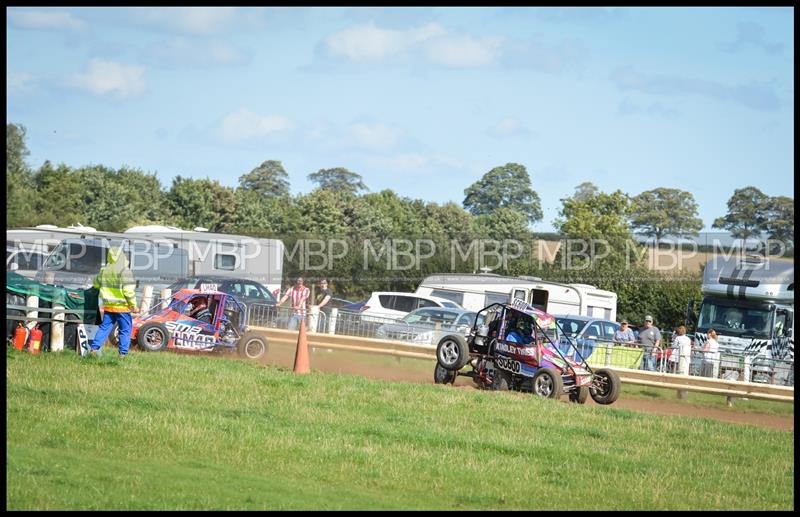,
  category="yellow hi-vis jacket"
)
[93,247,138,313]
